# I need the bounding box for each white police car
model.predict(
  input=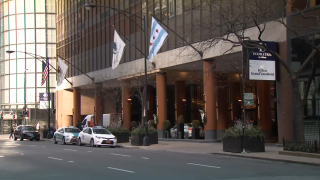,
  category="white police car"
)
[54,126,81,145]
[78,126,117,147]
